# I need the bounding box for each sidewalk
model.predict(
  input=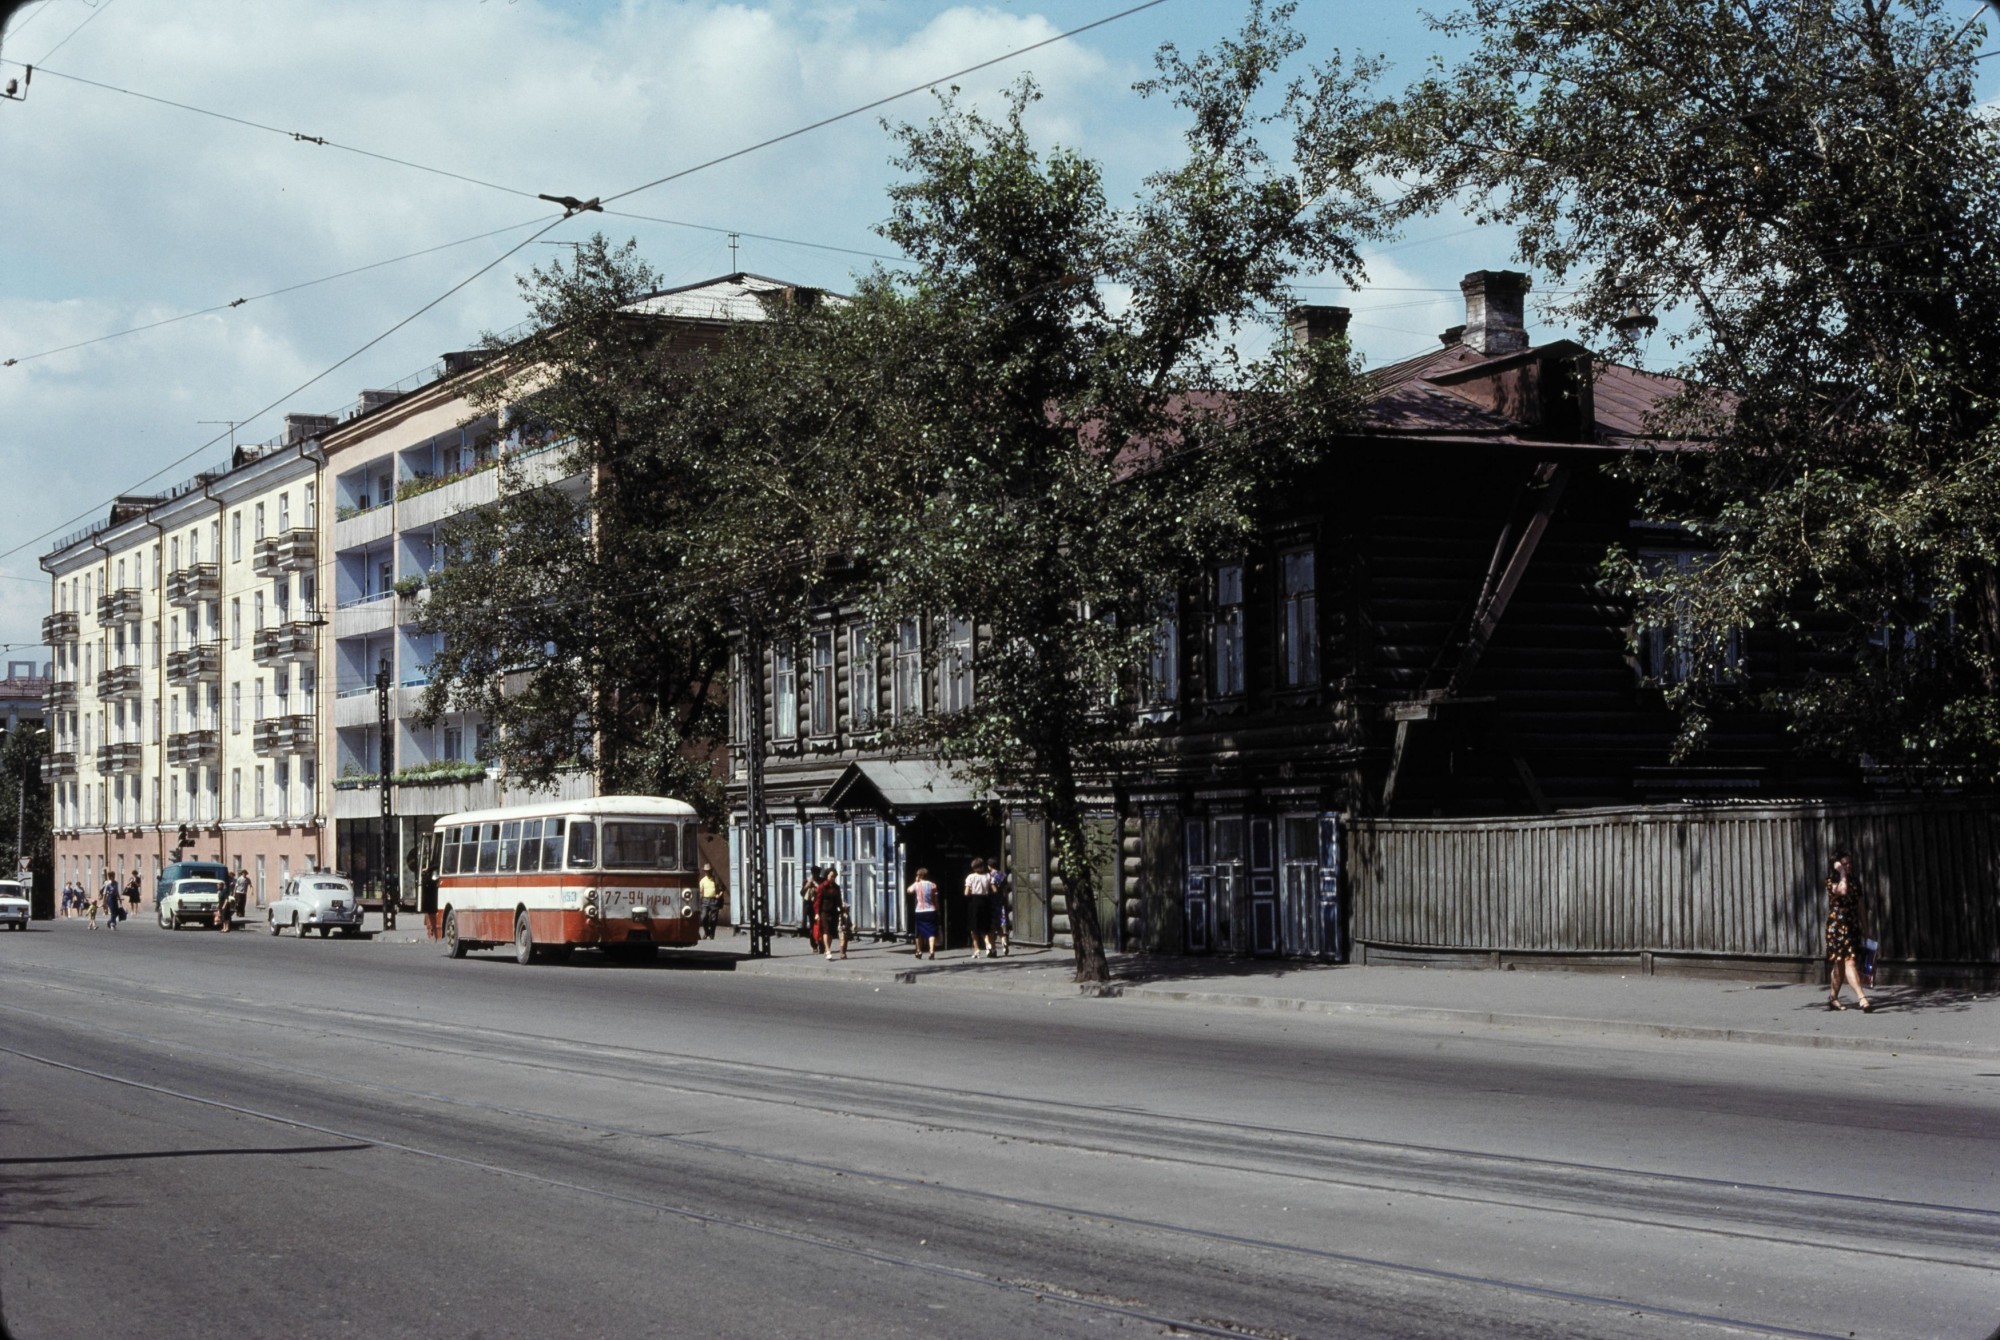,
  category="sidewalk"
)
[347,914,2000,1060]
[729,932,2000,1061]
